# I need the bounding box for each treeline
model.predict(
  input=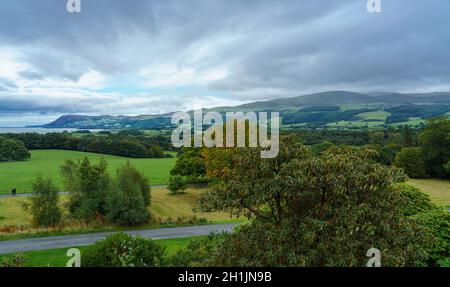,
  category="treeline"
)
[0,136,30,162]
[1,131,172,158]
[386,104,450,124]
